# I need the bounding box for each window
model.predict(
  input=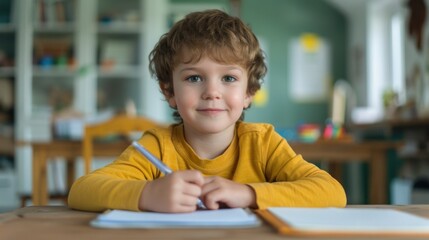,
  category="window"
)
[367,0,404,111]
[391,11,405,104]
